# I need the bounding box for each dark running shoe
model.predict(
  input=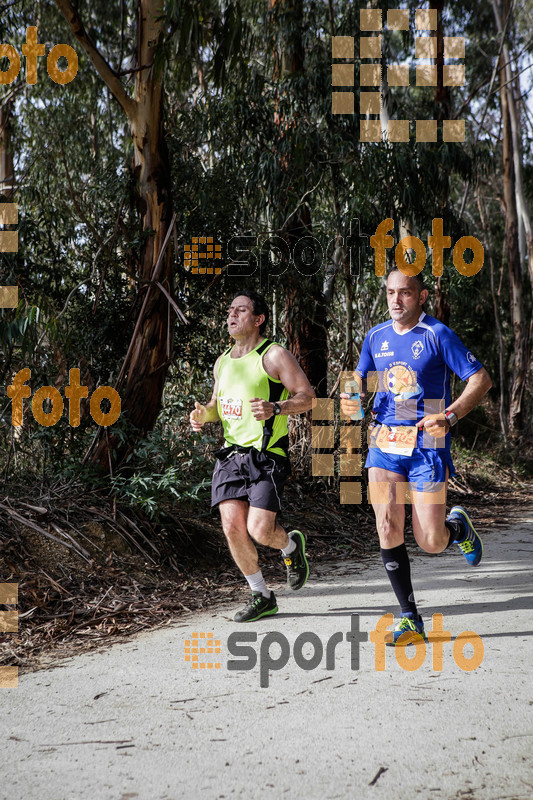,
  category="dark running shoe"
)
[284,530,309,591]
[447,506,483,566]
[233,591,278,622]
